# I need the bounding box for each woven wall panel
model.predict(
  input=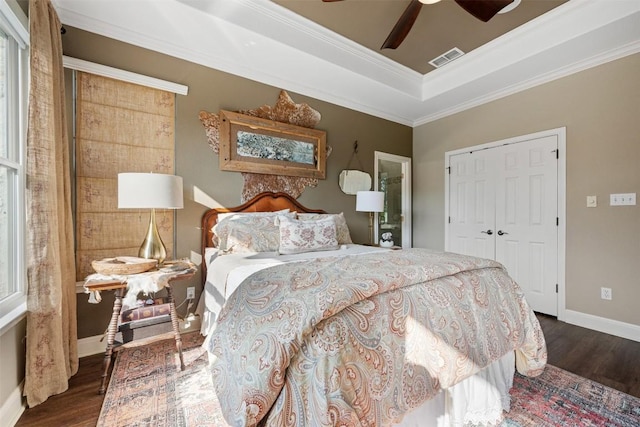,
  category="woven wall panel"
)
[75,72,175,280]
